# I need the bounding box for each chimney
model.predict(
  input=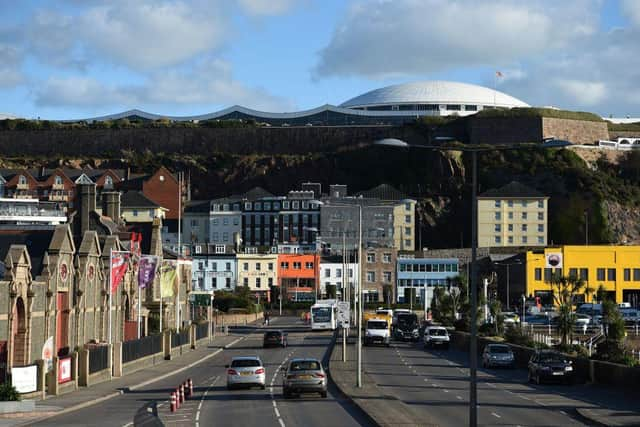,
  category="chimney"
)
[102,191,121,223]
[150,217,163,257]
[76,181,97,236]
